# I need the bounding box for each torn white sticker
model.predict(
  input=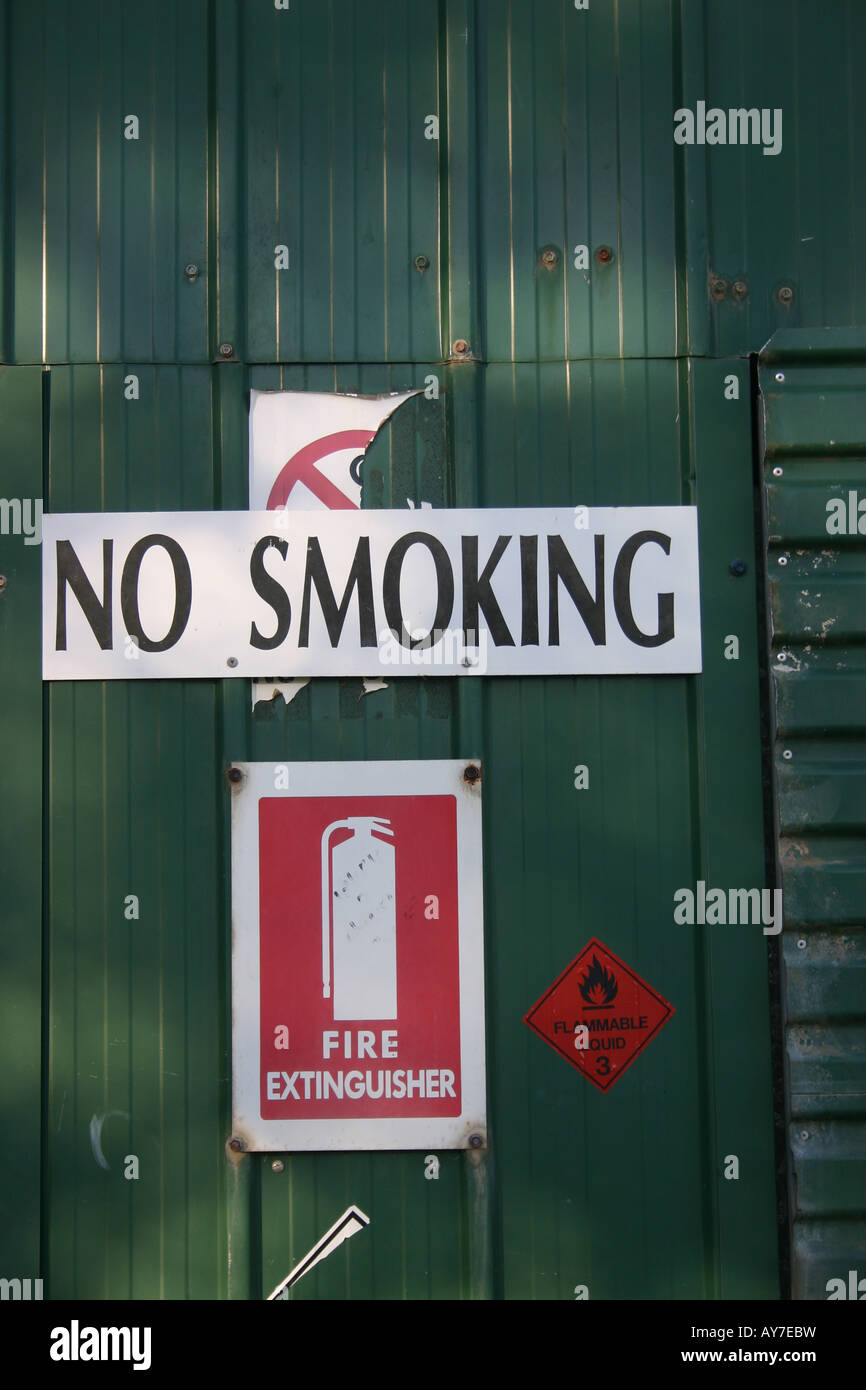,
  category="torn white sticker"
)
[251,677,310,709]
[249,389,419,512]
[361,677,389,696]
